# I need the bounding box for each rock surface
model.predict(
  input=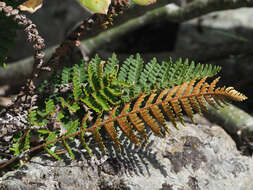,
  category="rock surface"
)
[1,116,253,190]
